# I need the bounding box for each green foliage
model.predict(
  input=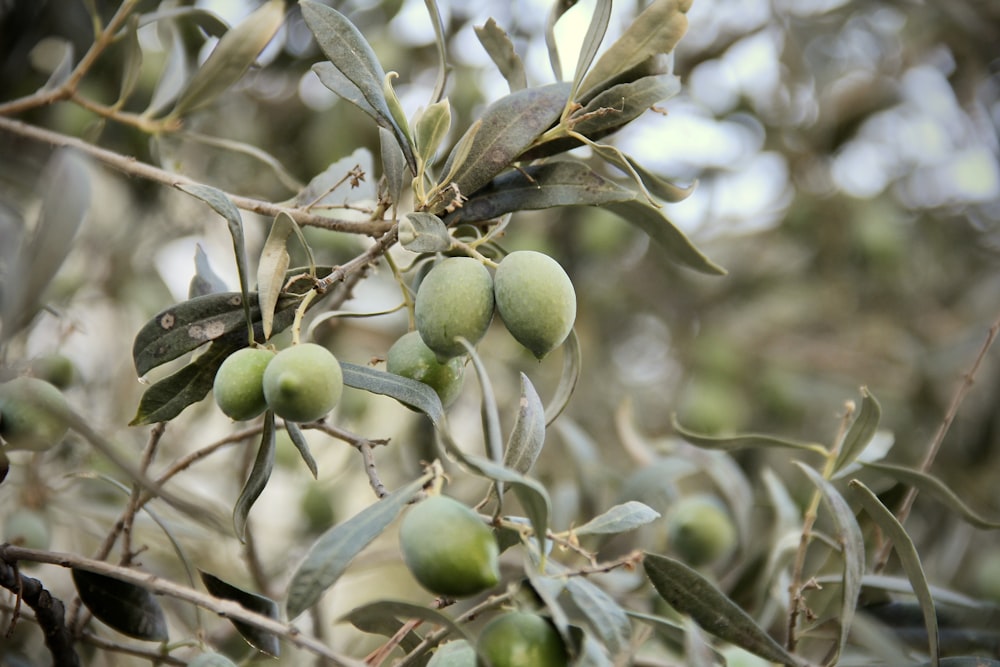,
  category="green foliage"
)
[0,1,997,666]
